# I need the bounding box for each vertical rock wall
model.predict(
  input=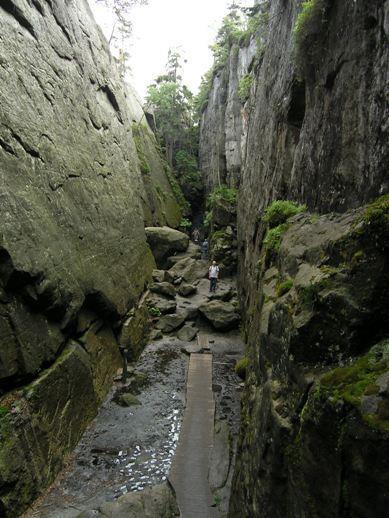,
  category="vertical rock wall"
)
[199,0,389,516]
[0,0,181,514]
[199,38,257,193]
